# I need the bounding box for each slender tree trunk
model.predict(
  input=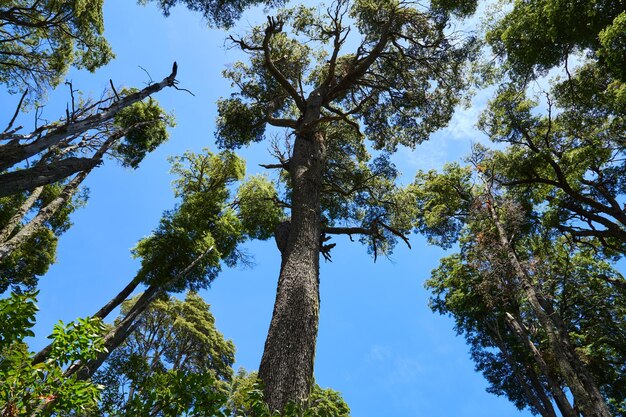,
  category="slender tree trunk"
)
[258,94,326,411]
[0,135,117,261]
[504,312,577,417]
[487,197,611,417]
[67,284,161,380]
[489,322,558,417]
[93,275,143,320]
[65,245,213,379]
[31,275,142,365]
[0,186,42,243]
